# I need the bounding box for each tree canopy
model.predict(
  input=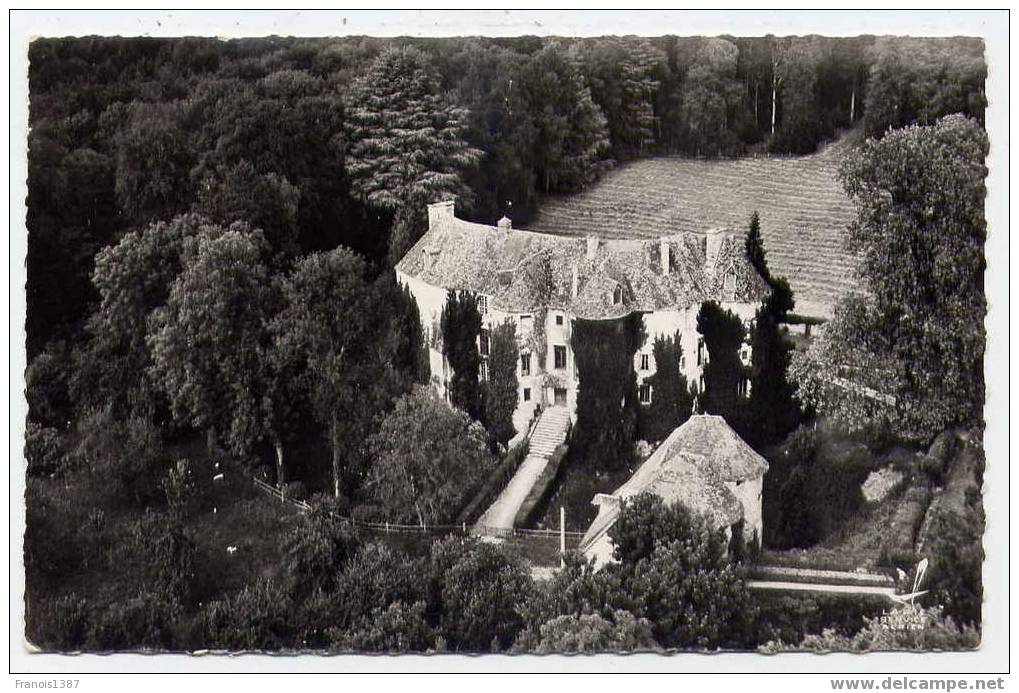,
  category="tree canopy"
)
[795,115,987,441]
[365,386,494,526]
